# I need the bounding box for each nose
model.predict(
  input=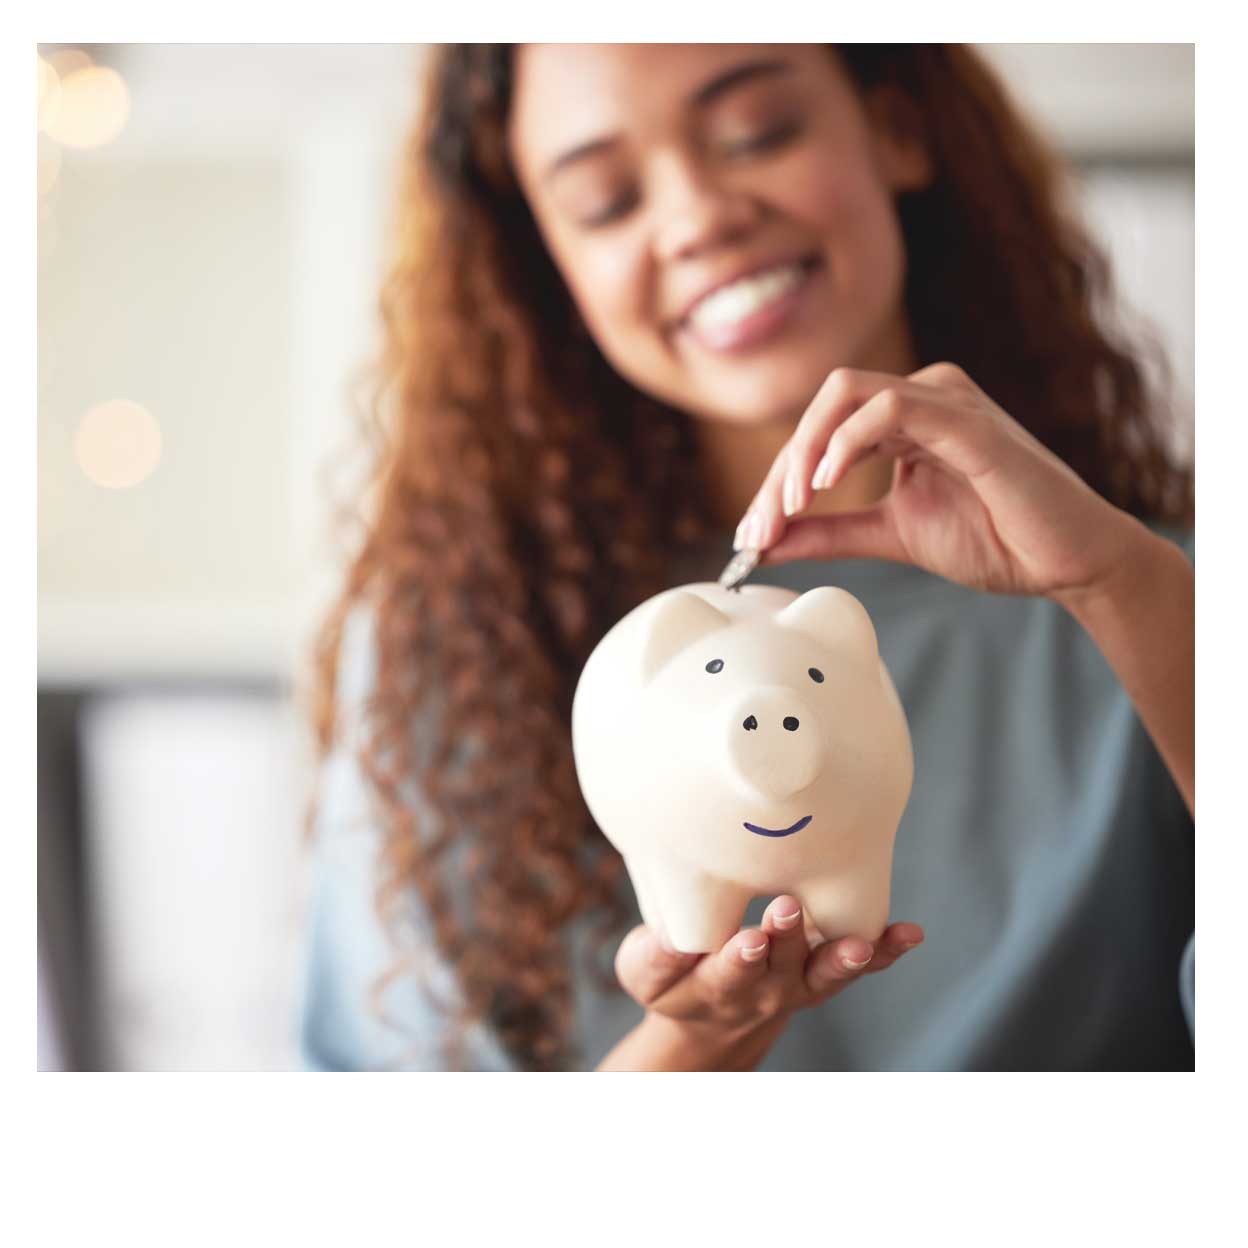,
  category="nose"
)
[651,158,763,264]
[725,688,822,803]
